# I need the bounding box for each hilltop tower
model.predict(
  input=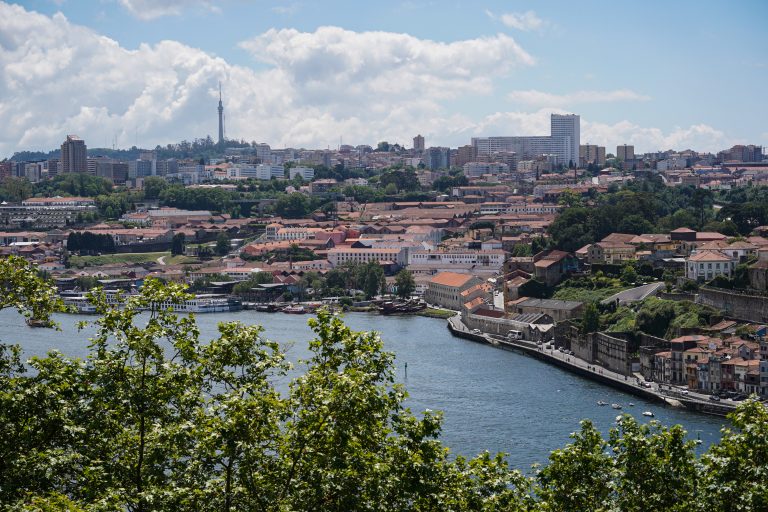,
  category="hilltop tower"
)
[217,82,224,145]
